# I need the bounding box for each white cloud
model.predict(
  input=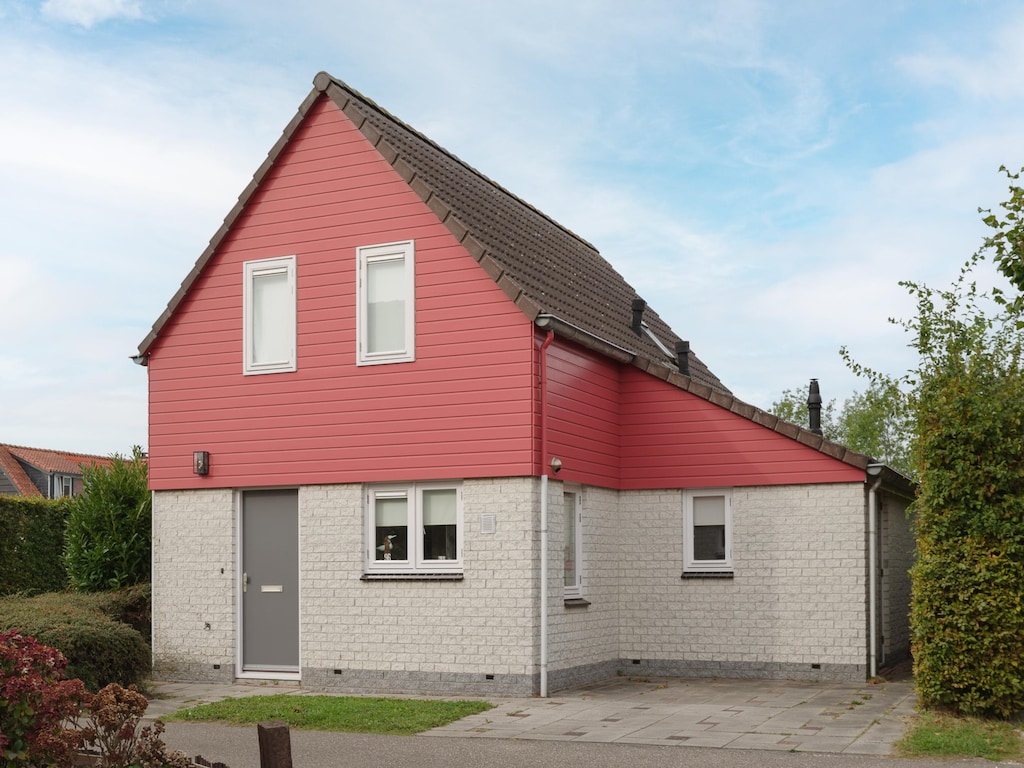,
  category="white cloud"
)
[41,0,143,27]
[5,0,1024,453]
[898,14,1024,100]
